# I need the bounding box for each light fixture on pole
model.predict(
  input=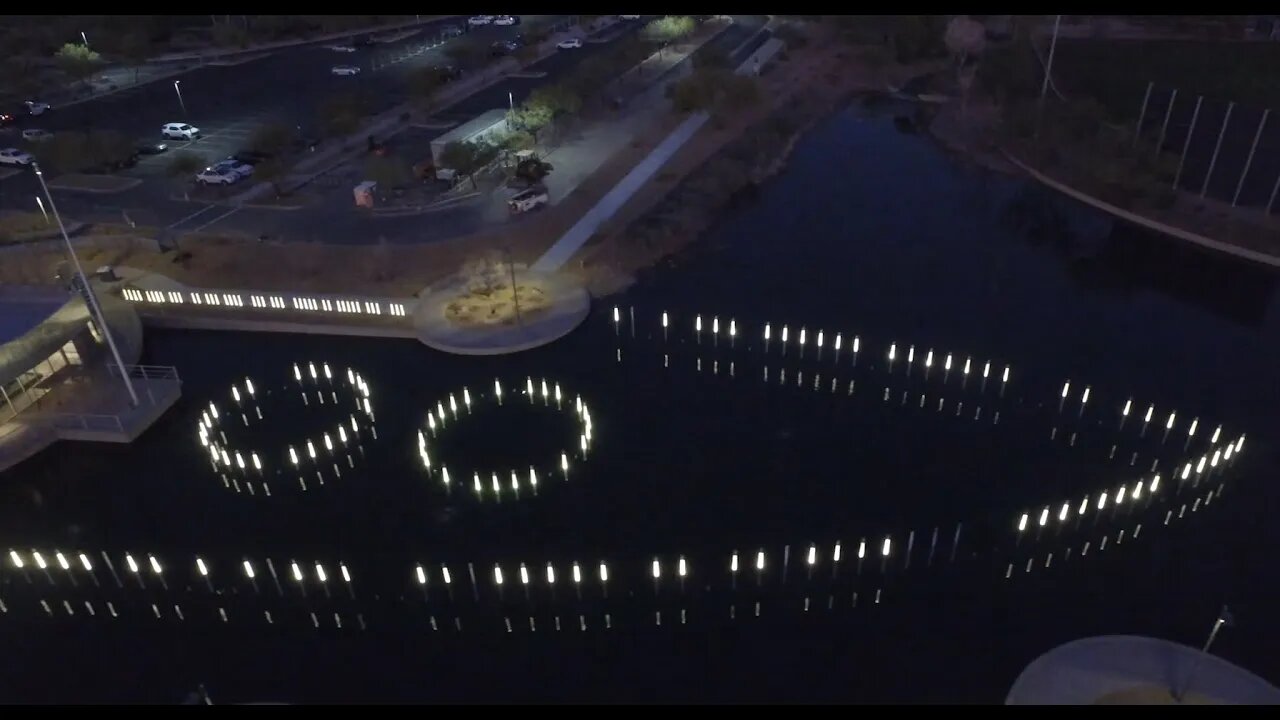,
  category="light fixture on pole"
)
[1173,605,1235,701]
[174,80,187,117]
[1035,15,1063,139]
[31,162,139,407]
